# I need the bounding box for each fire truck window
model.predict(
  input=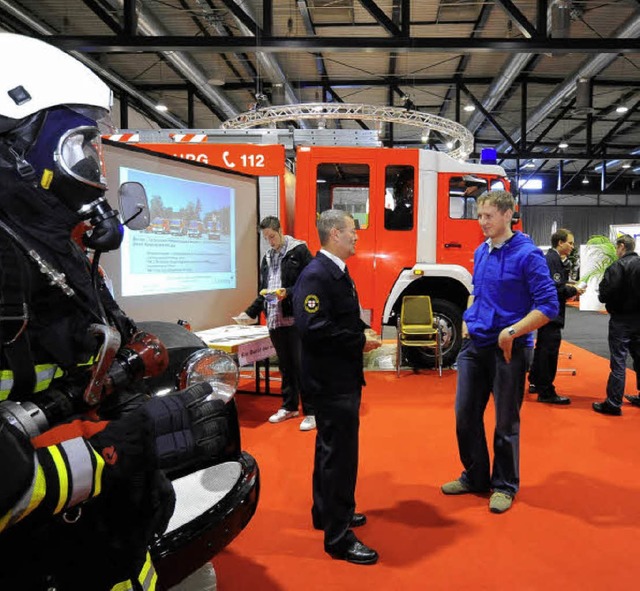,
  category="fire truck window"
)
[449,176,487,219]
[316,163,370,229]
[384,165,414,230]
[450,197,465,219]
